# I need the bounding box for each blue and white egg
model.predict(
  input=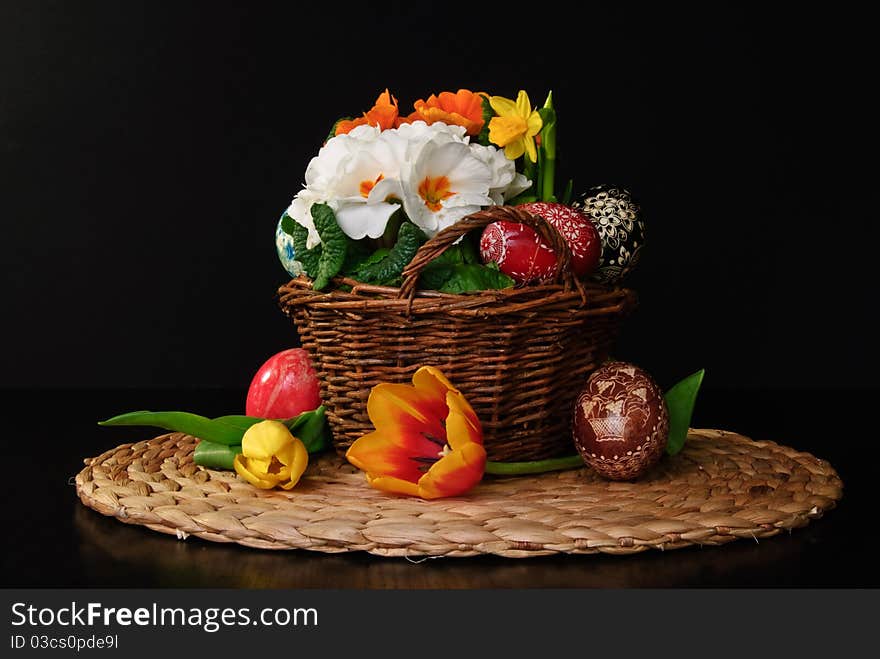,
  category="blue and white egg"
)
[275,215,303,278]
